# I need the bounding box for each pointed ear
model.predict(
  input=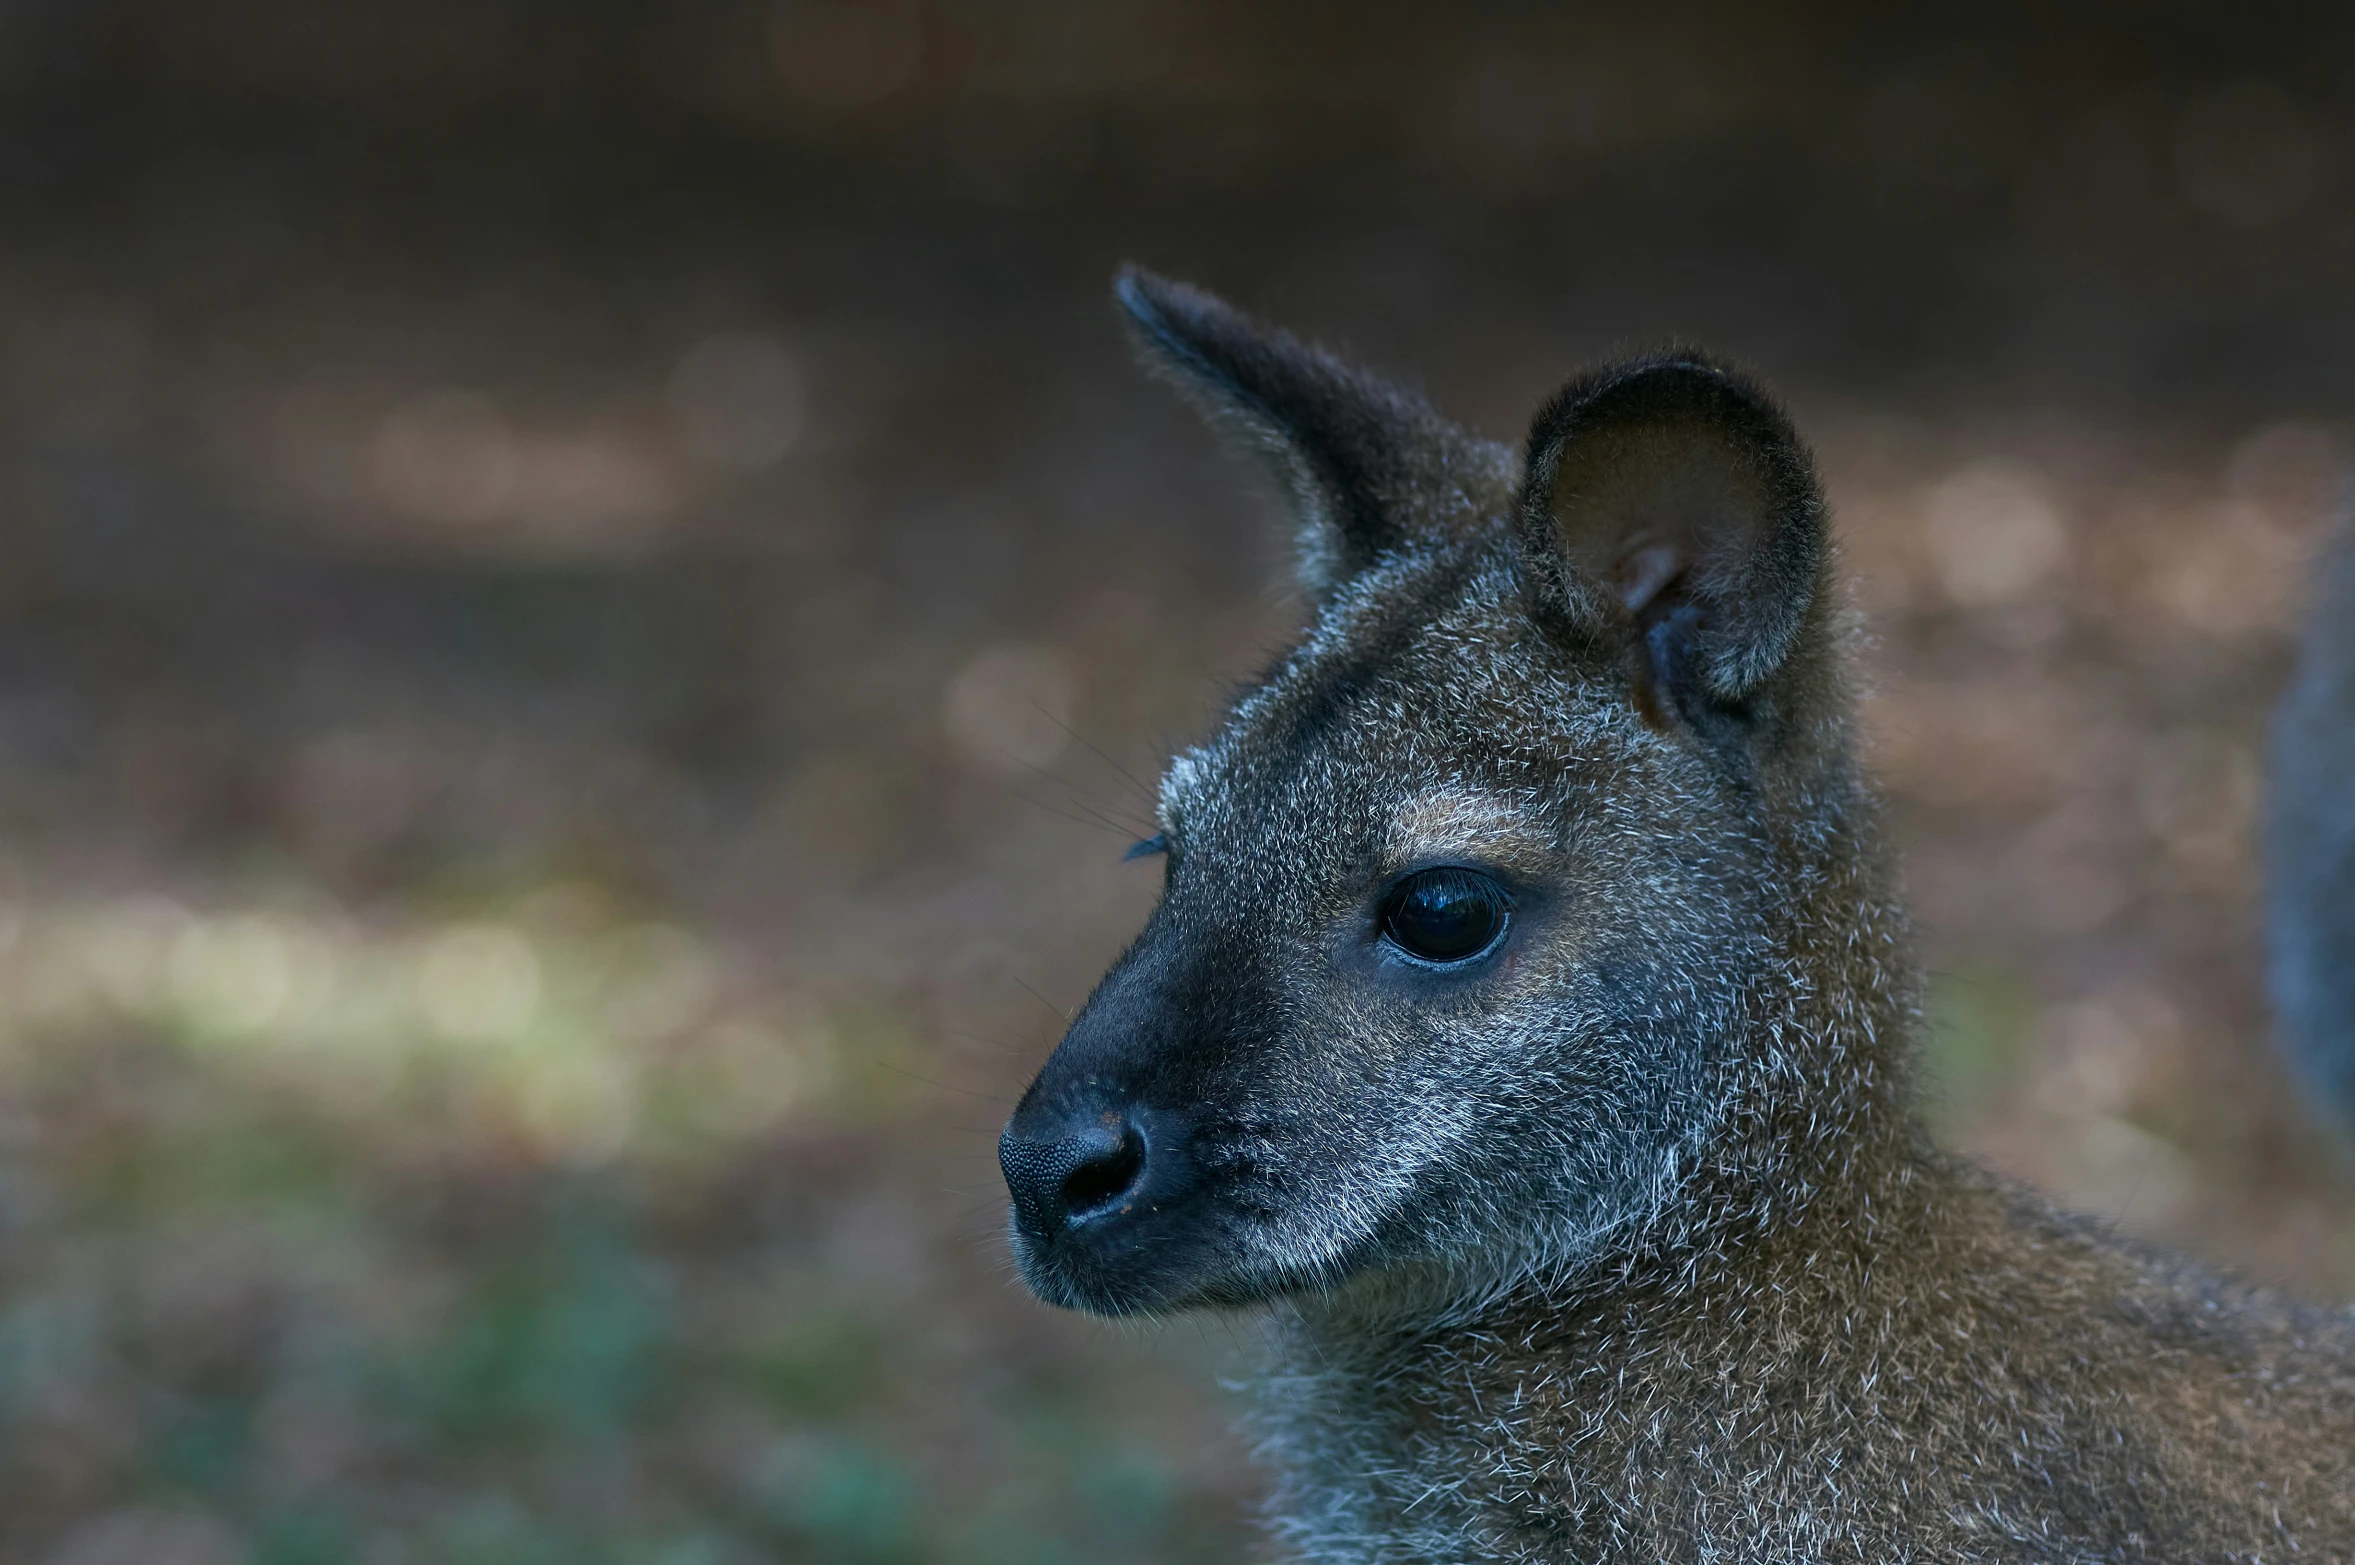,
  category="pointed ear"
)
[1115,266,1472,599]
[1513,357,1830,731]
